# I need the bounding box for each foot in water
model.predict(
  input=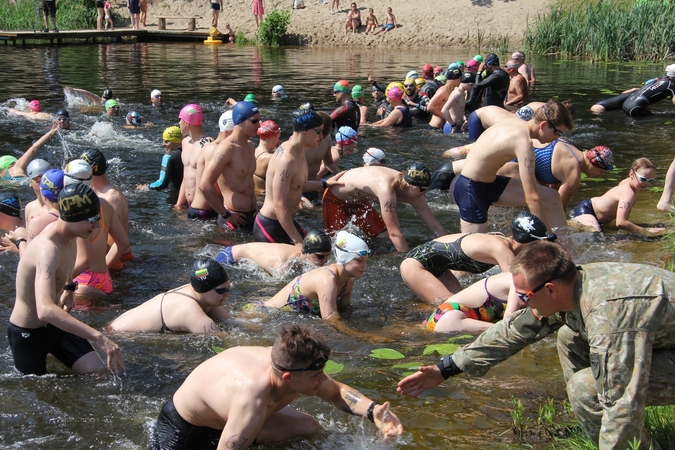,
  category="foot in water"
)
[657,200,675,213]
